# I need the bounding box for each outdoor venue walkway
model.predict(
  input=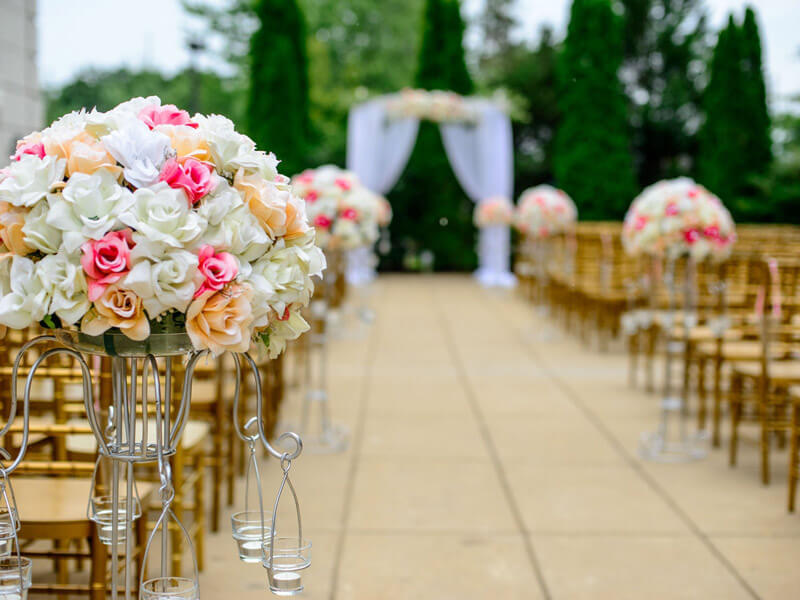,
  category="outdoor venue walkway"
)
[200,274,799,599]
